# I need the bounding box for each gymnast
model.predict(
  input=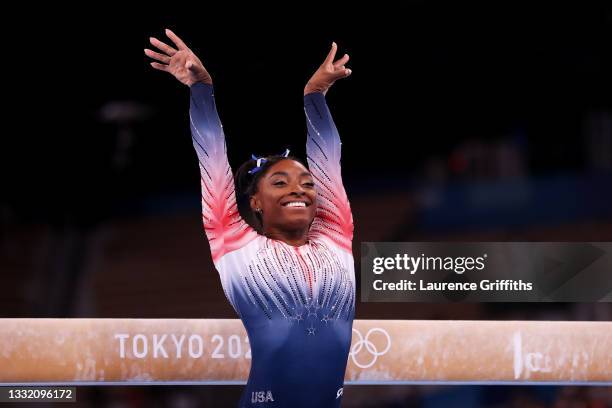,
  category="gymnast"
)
[145,29,354,407]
